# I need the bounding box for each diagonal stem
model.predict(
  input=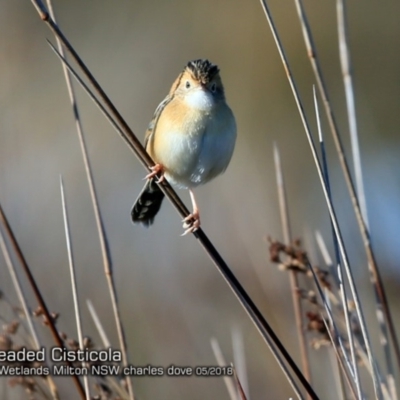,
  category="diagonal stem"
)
[0,202,86,399]
[45,0,135,398]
